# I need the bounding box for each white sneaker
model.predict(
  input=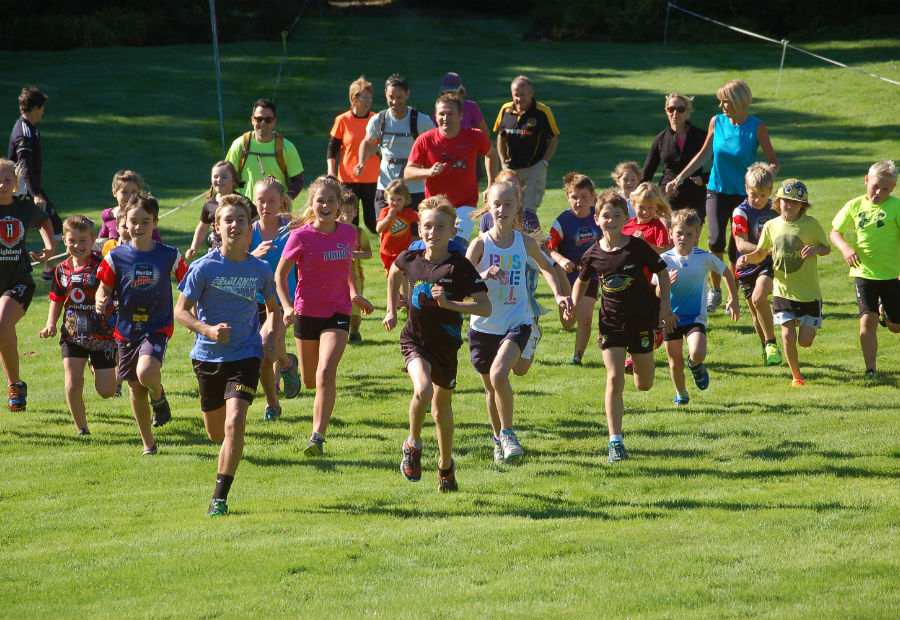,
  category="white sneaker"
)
[493,438,504,465]
[706,287,722,312]
[520,324,542,360]
[500,429,524,463]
